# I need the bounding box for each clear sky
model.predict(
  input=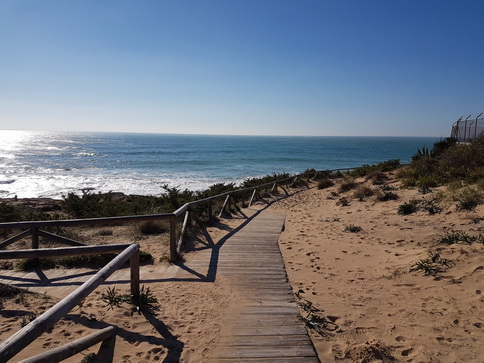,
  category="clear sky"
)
[1,0,483,137]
